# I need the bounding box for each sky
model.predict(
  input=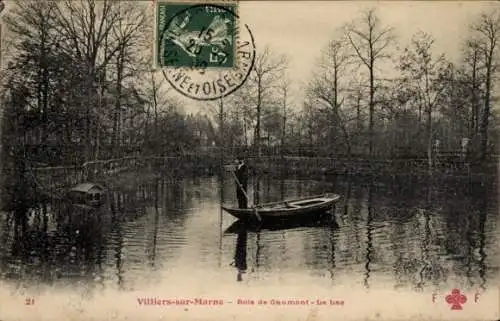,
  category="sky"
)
[172,0,498,114]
